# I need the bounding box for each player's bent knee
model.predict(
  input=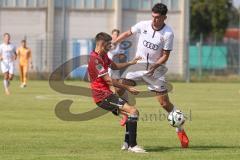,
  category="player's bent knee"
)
[129,107,138,115]
[9,76,14,80]
[3,74,8,79]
